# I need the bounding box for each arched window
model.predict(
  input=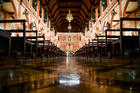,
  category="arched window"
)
[102,0,107,11]
[32,0,37,11]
